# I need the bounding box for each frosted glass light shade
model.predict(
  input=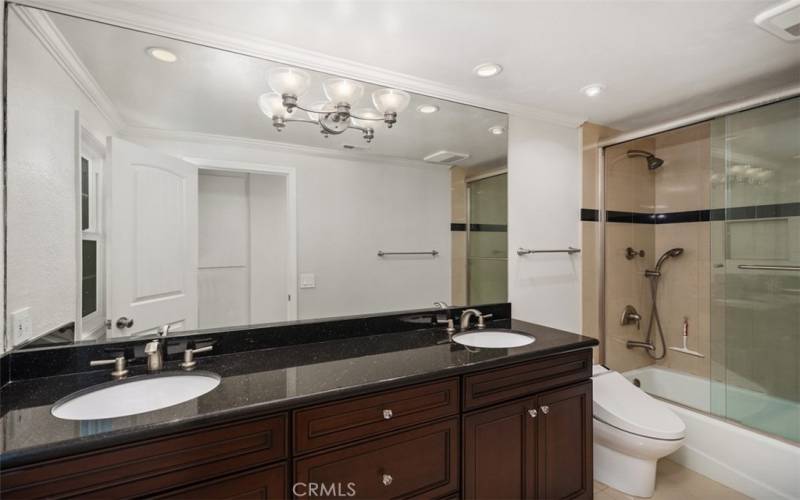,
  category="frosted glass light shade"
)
[372,88,411,114]
[323,78,364,105]
[306,101,336,122]
[258,92,290,119]
[267,67,311,97]
[351,108,383,129]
